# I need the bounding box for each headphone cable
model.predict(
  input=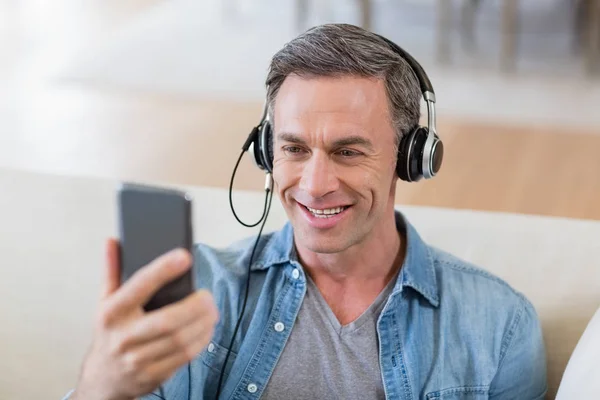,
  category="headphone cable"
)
[229,143,270,228]
[156,140,270,400]
[215,147,274,399]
